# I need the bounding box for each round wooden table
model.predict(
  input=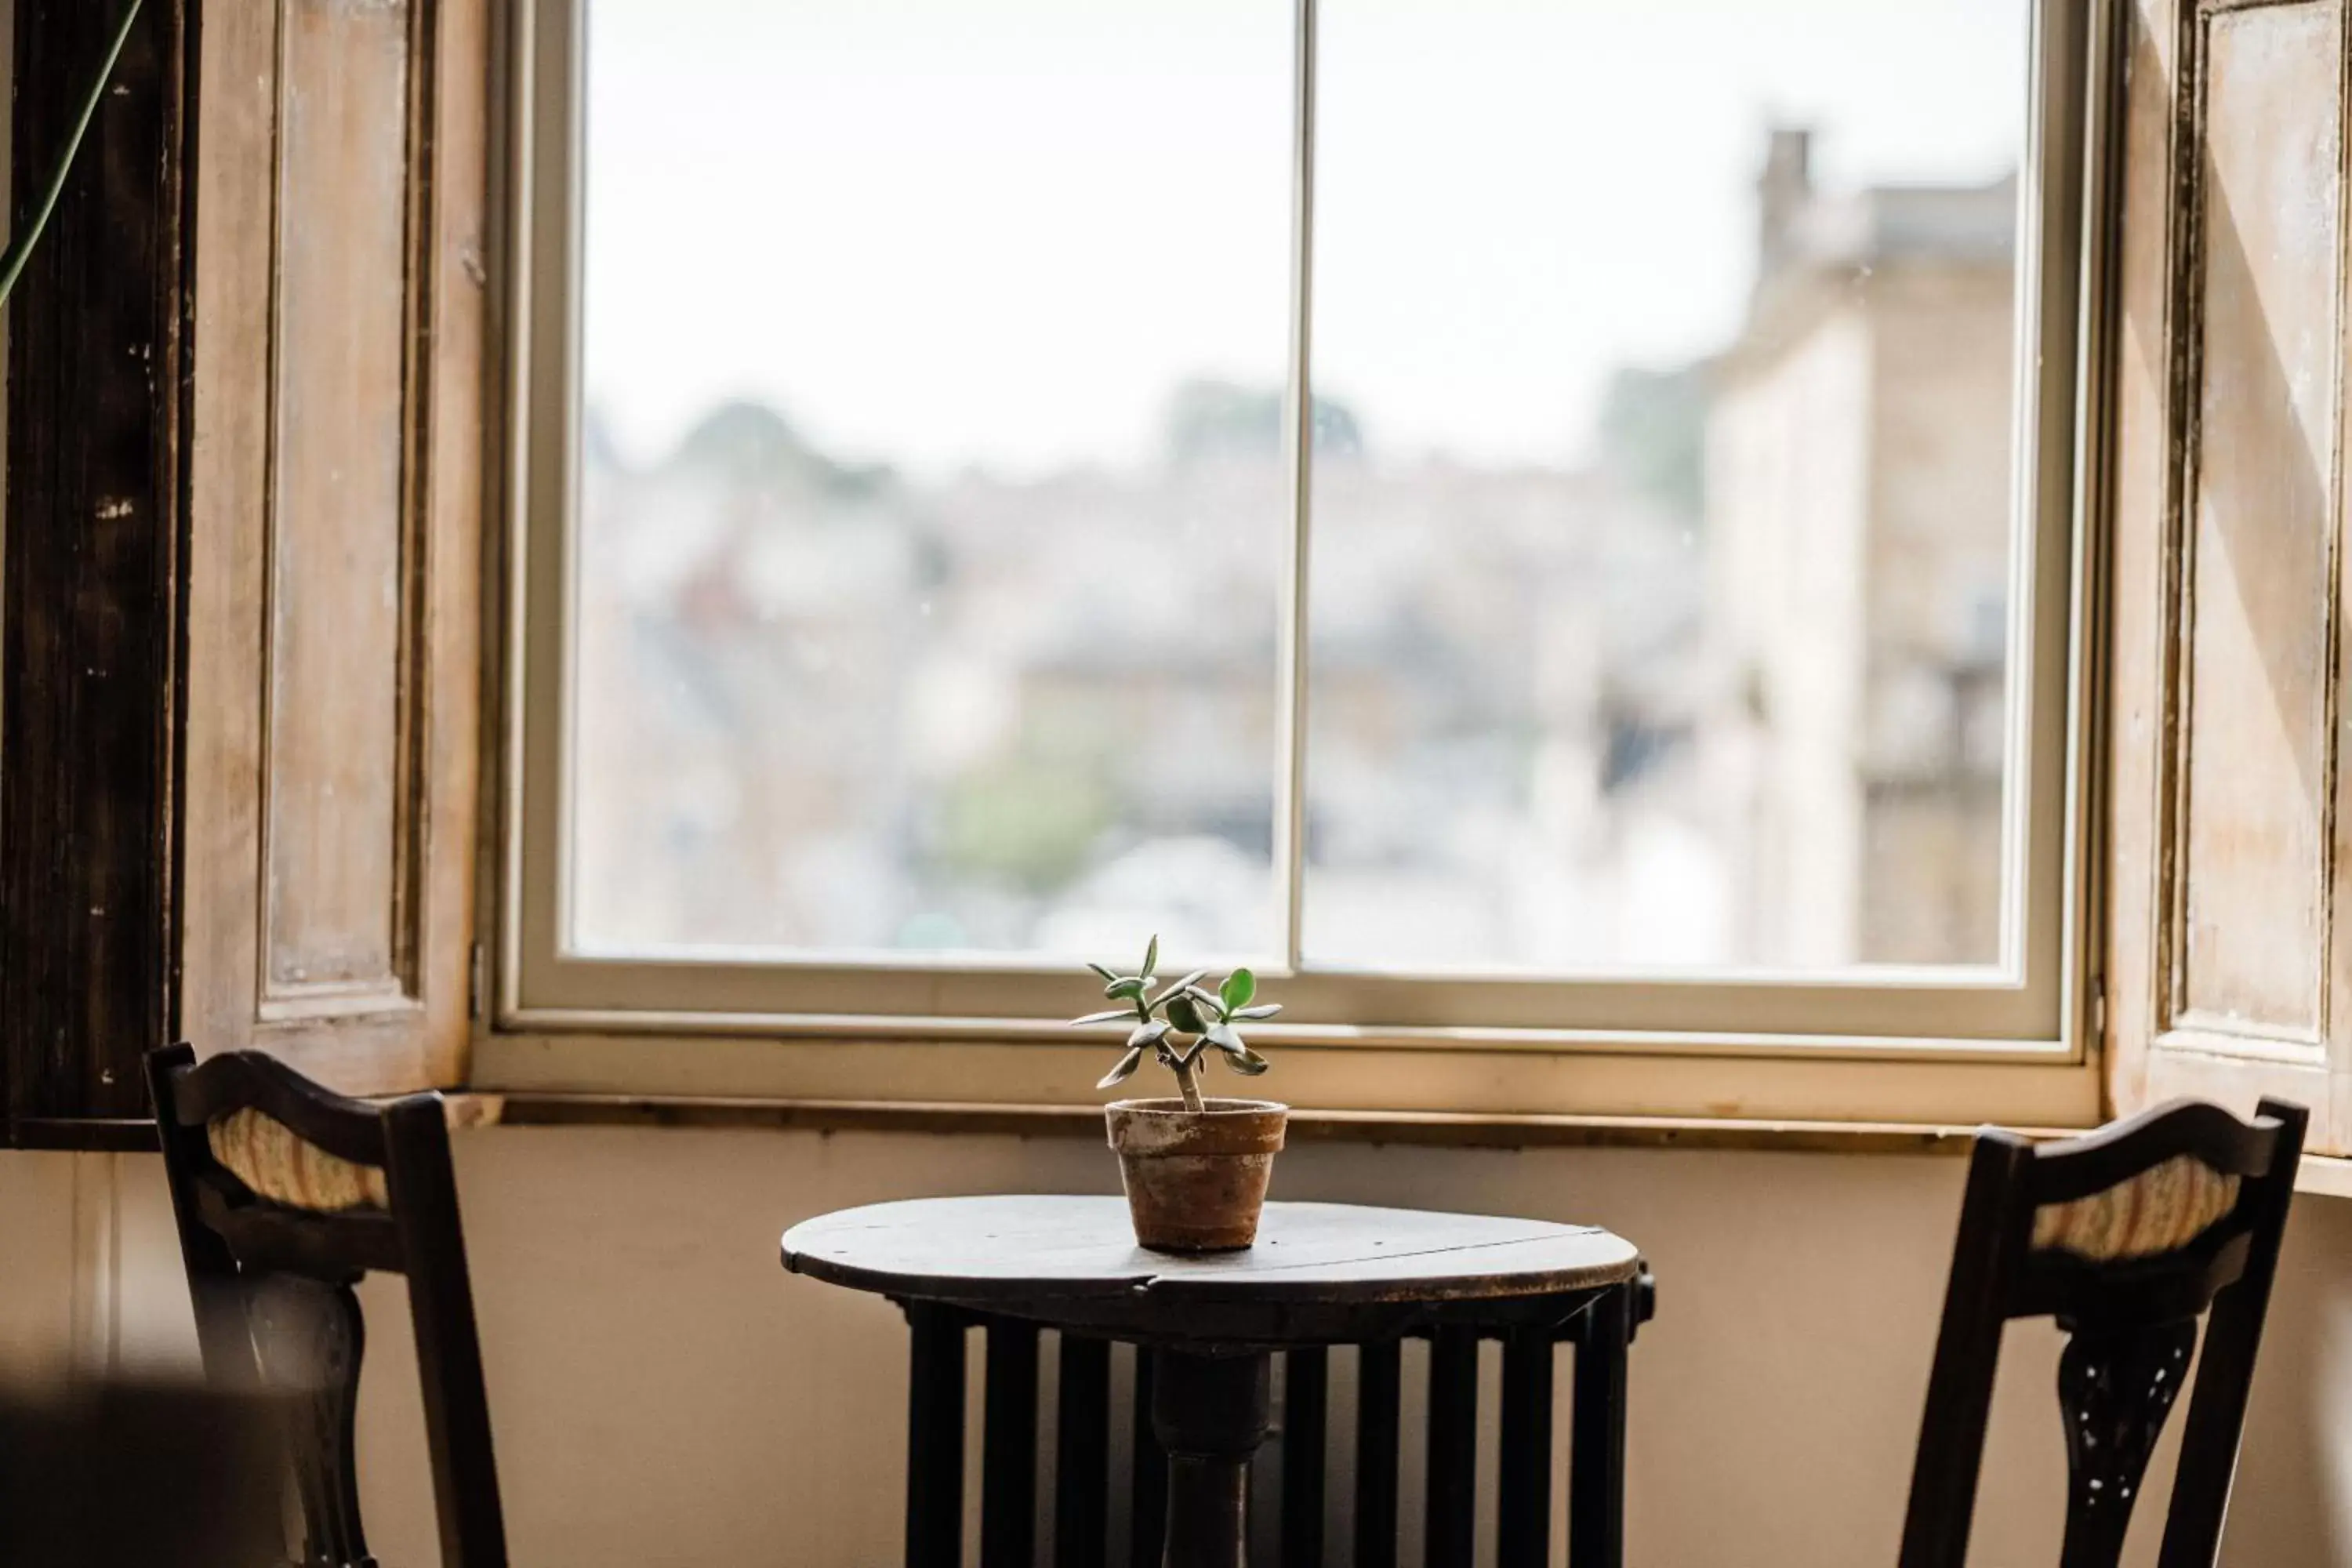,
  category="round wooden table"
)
[784,1195,1647,1568]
